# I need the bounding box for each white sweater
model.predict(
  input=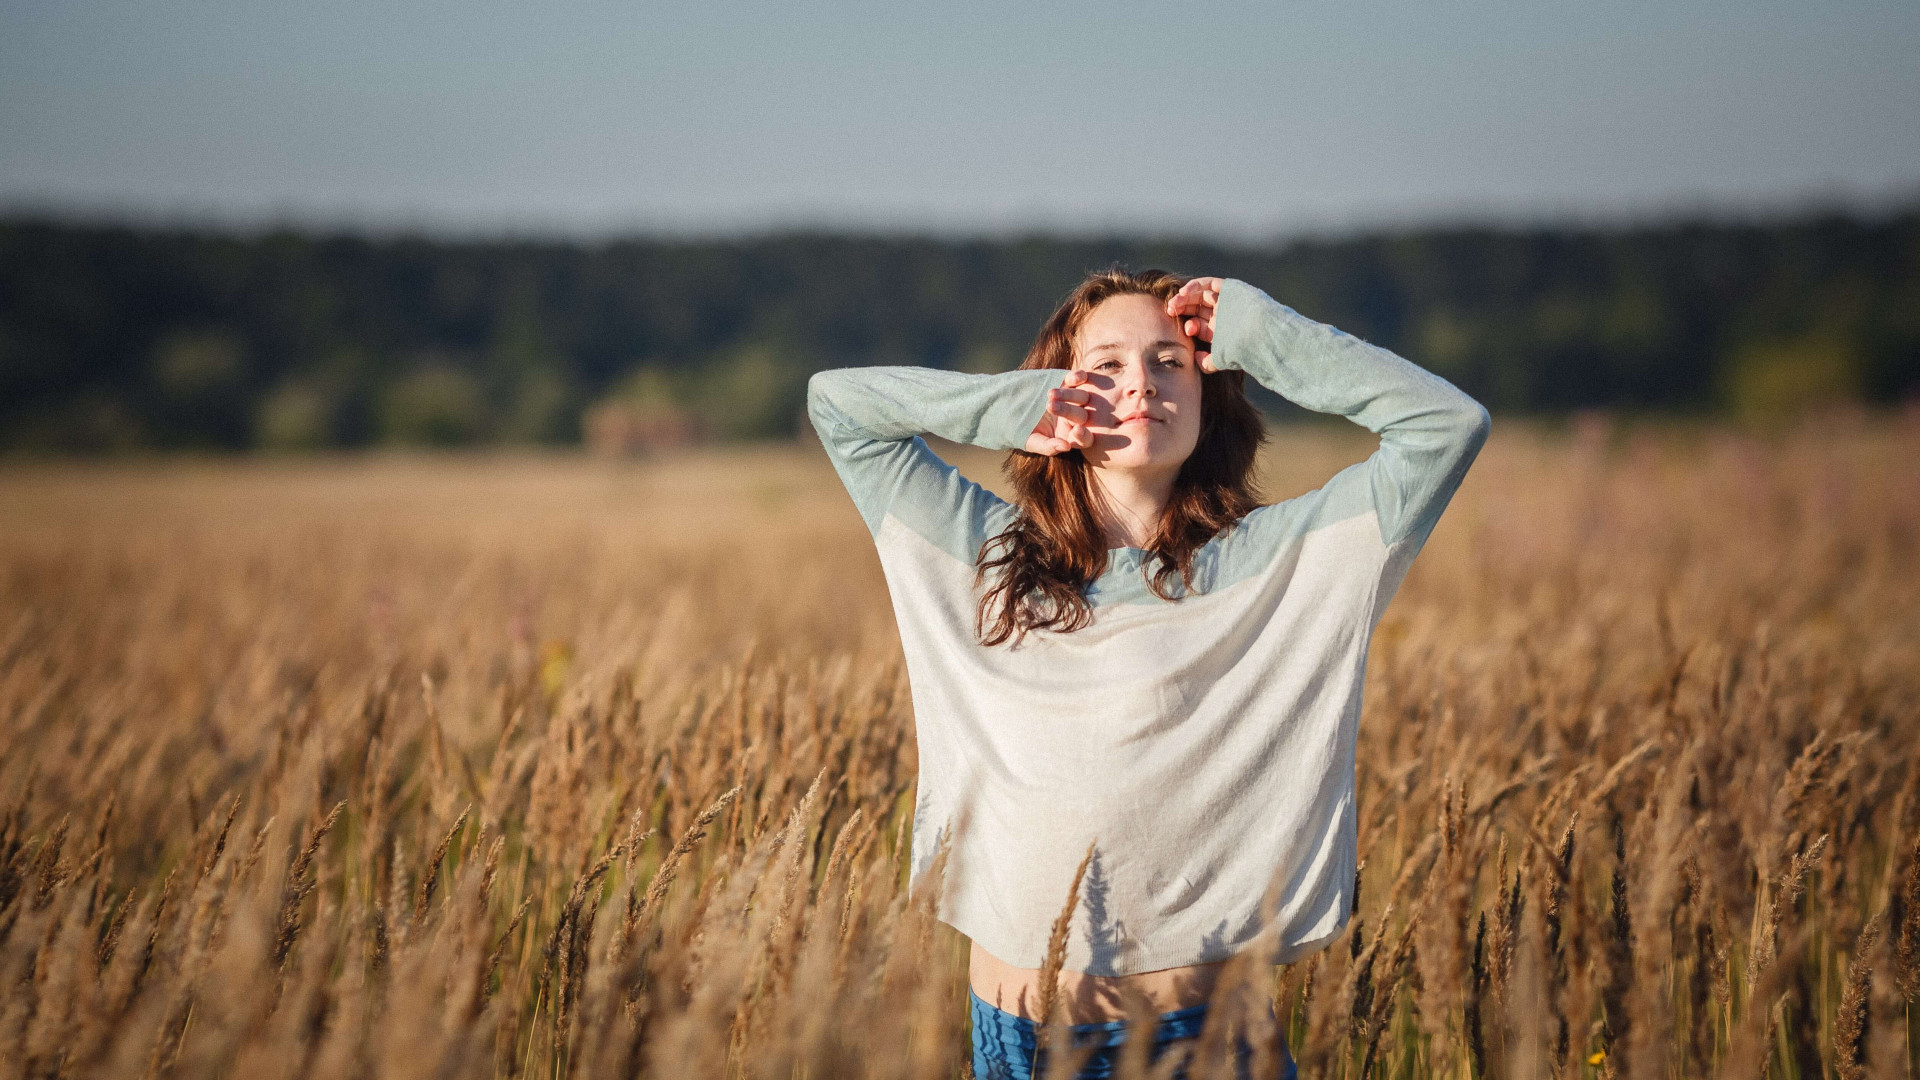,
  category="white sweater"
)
[806,278,1489,976]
